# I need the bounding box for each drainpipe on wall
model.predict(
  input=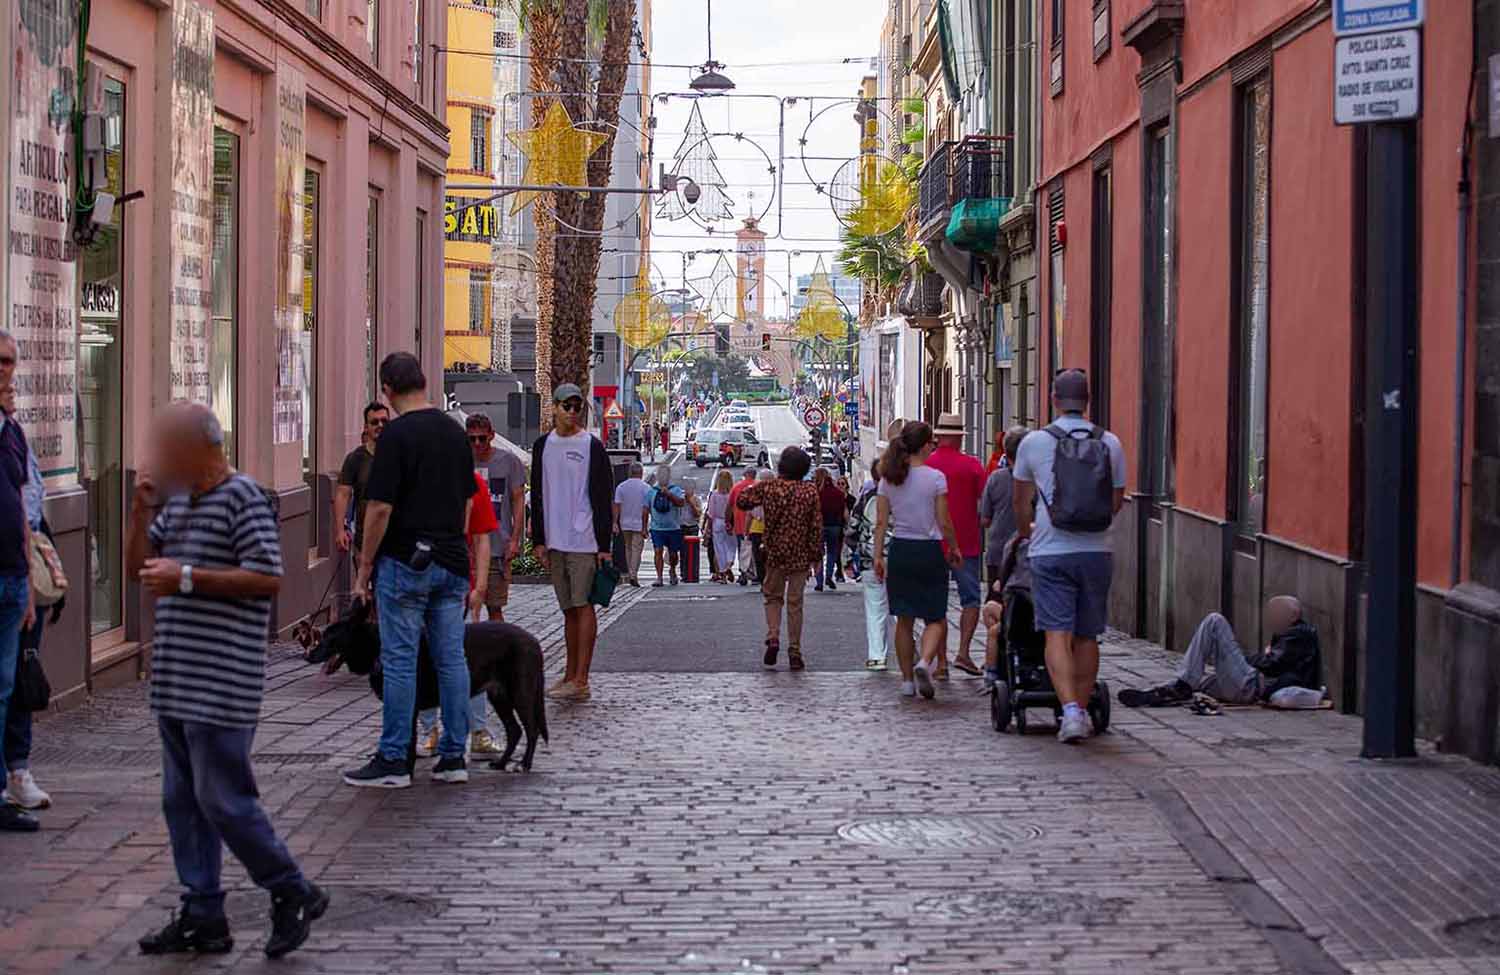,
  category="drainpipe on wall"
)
[1452,71,1476,588]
